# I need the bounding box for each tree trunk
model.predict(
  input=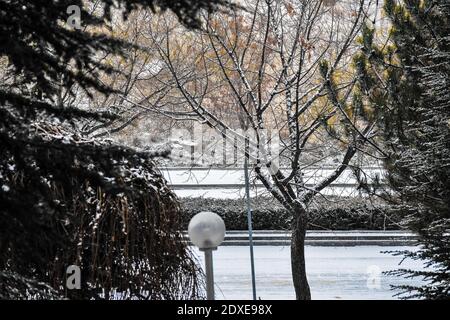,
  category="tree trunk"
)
[291,210,311,300]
